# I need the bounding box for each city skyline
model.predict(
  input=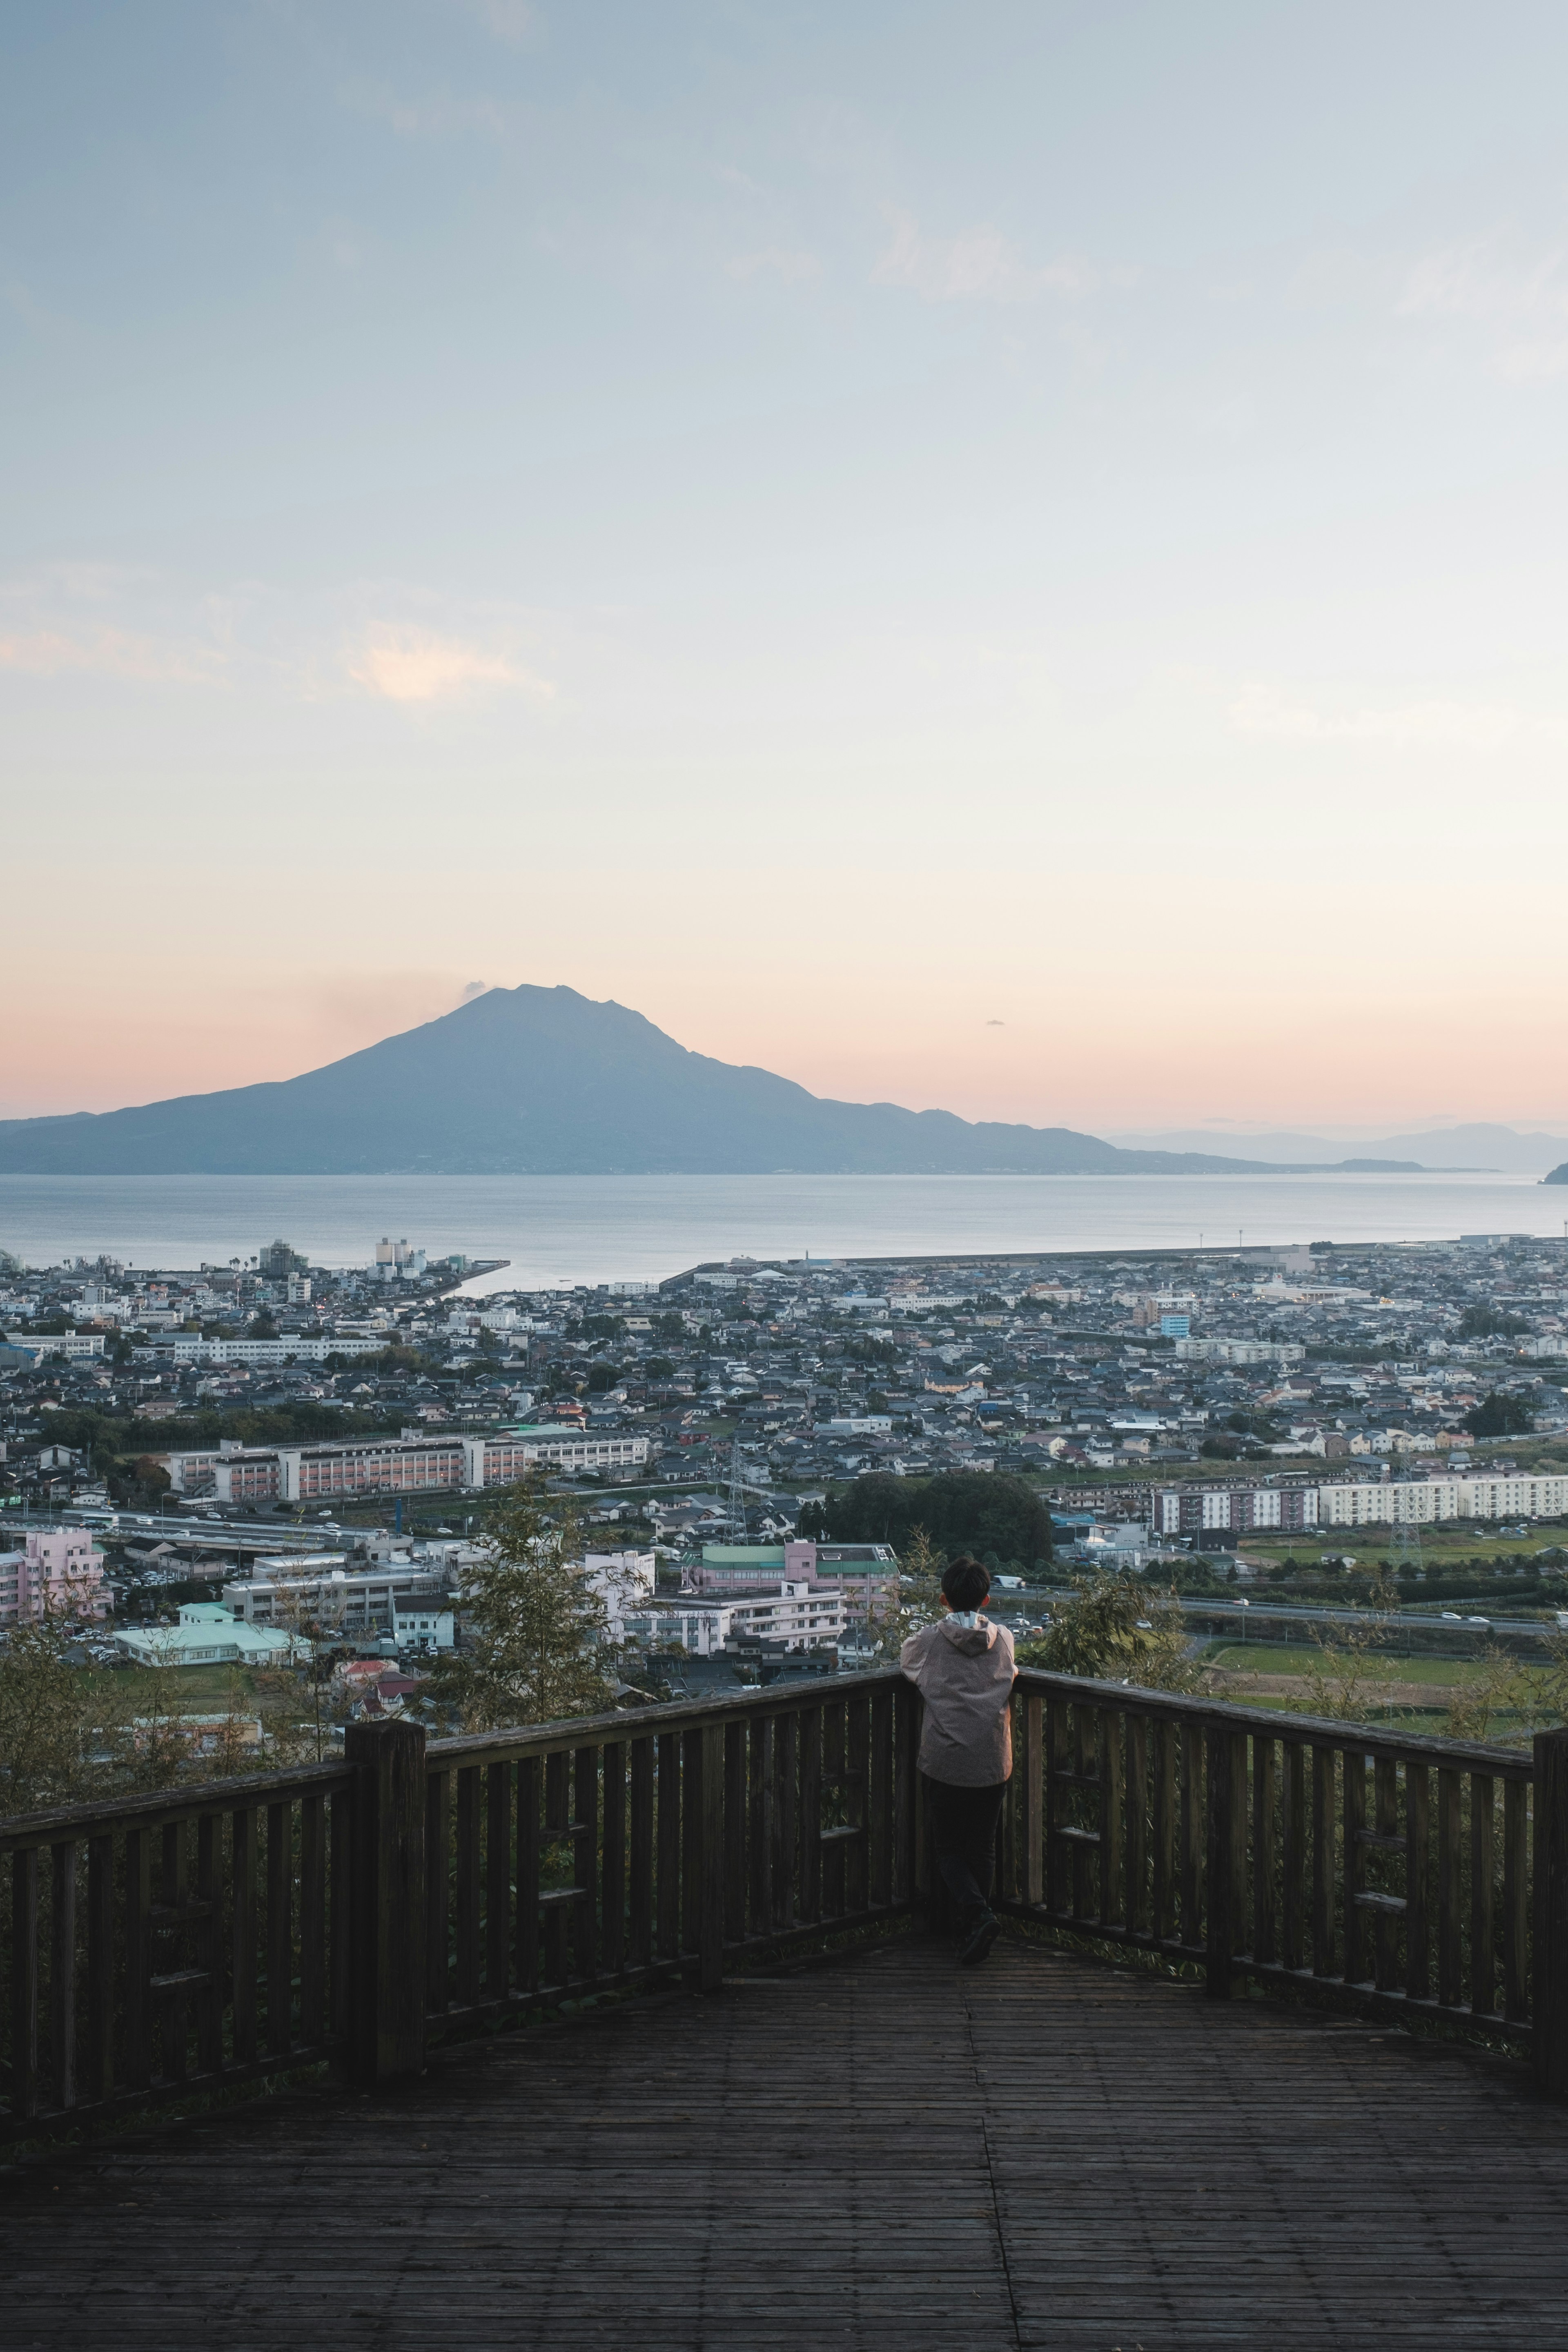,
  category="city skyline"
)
[7,2,1568,1129]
